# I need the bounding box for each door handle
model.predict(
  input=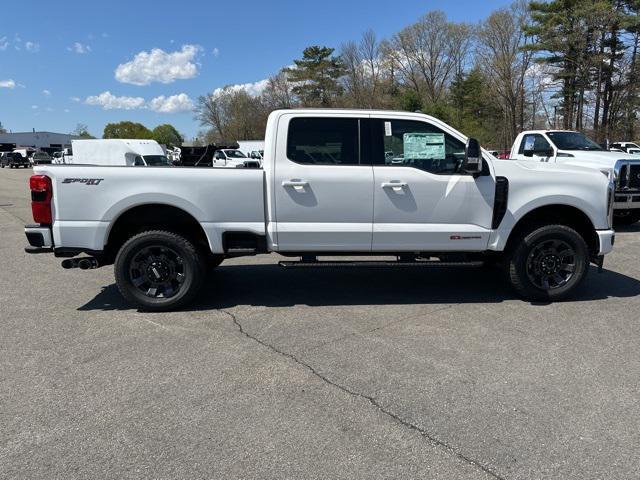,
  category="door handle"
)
[282,180,309,190]
[381,181,408,191]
